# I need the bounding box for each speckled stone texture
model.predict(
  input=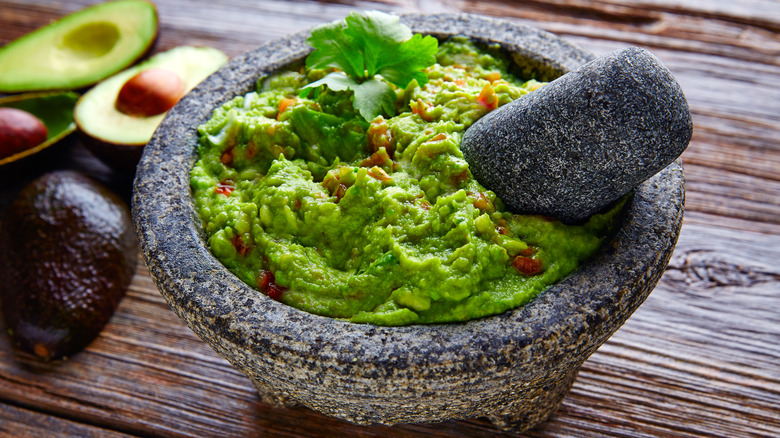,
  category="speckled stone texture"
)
[462,46,692,224]
[132,14,685,433]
